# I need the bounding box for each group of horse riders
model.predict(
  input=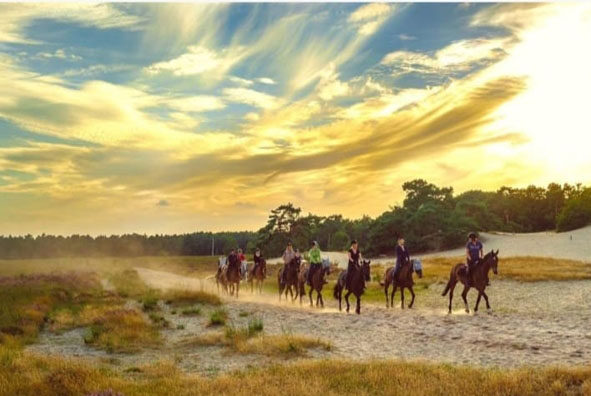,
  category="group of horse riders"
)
[216,231,491,308]
[218,231,487,287]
